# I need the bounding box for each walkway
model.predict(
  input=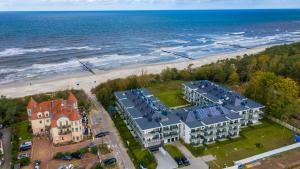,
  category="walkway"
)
[154,149,177,169]
[235,142,300,167]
